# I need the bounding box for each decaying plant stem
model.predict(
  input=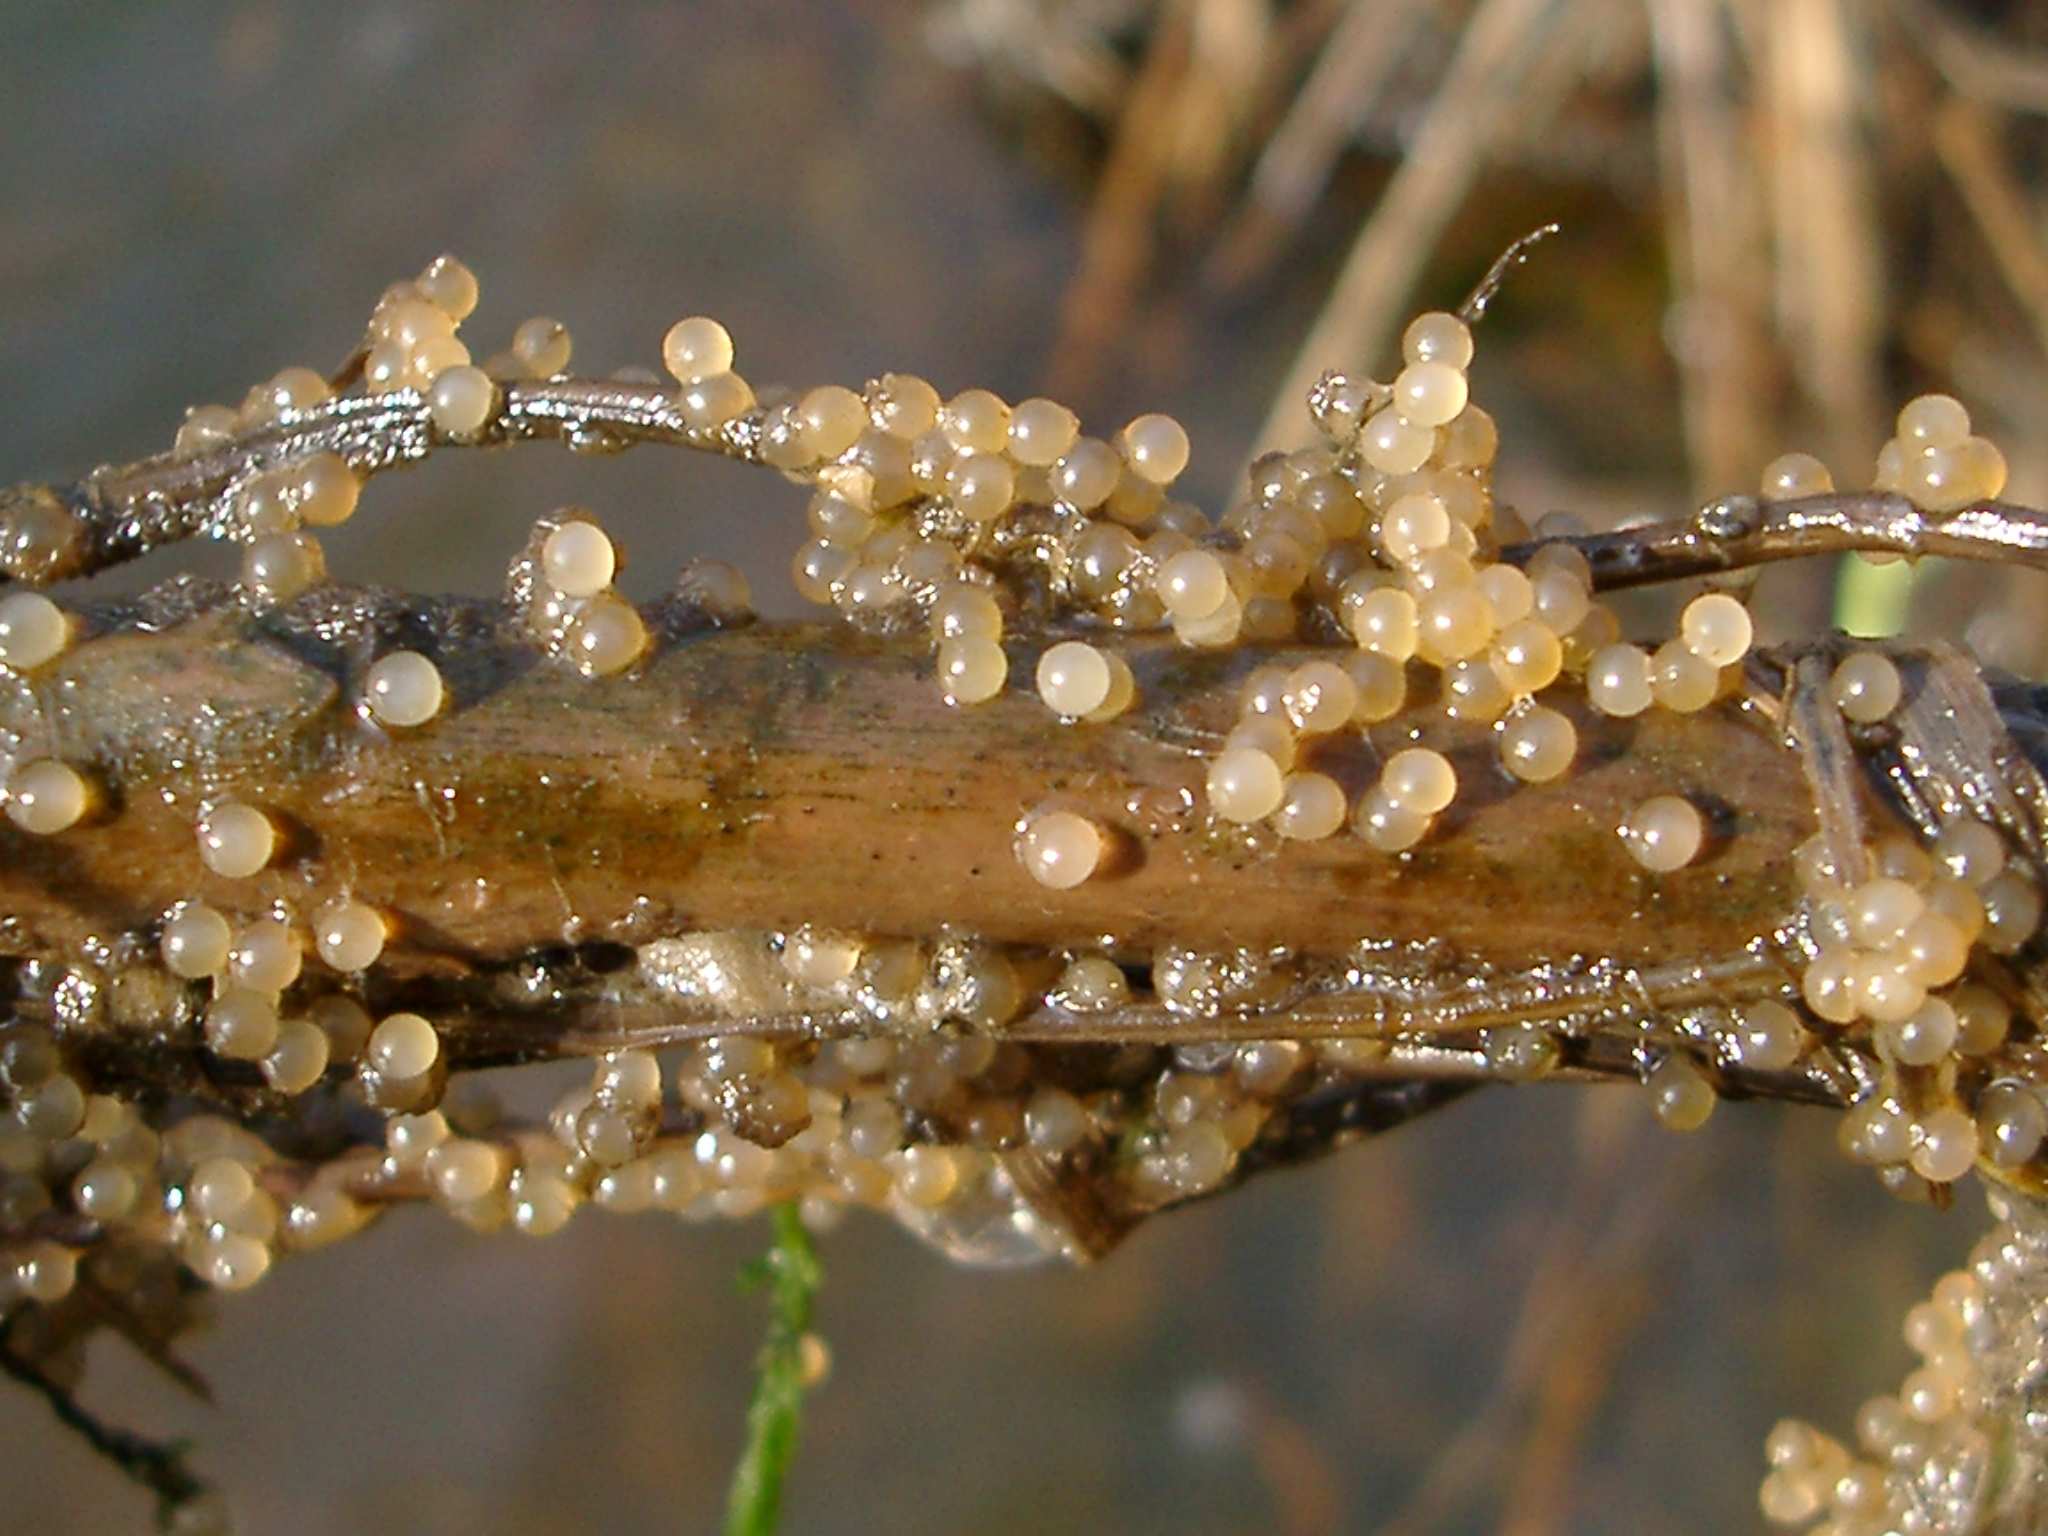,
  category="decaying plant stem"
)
[7,242,2048,1536]
[9,369,2048,1133]
[0,586,1848,1105]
